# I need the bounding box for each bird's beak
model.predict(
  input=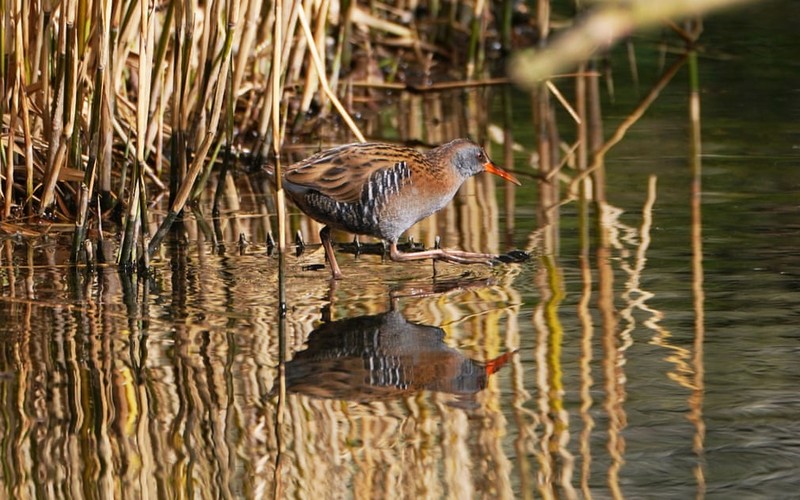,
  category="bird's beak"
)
[484,161,522,186]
